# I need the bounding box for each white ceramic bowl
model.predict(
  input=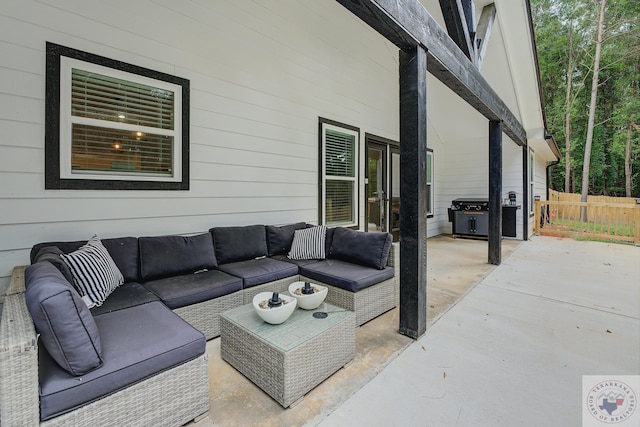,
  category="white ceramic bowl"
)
[252,292,297,324]
[288,281,328,310]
